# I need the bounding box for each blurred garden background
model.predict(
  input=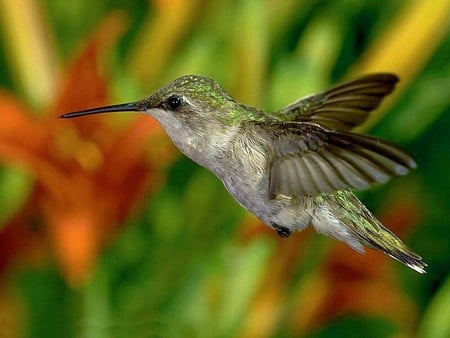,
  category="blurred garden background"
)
[0,0,449,337]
